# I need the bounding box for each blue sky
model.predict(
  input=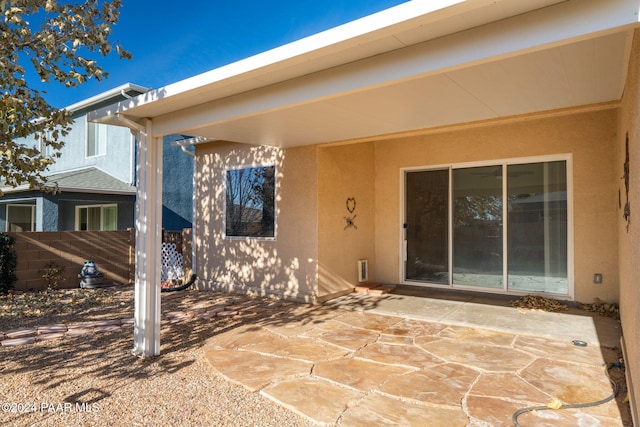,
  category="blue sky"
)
[34,0,407,108]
